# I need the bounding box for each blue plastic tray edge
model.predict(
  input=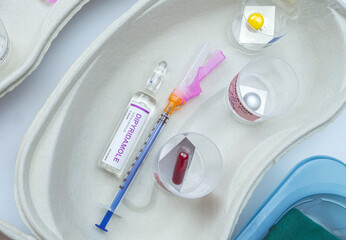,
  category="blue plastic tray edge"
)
[231,155,346,240]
